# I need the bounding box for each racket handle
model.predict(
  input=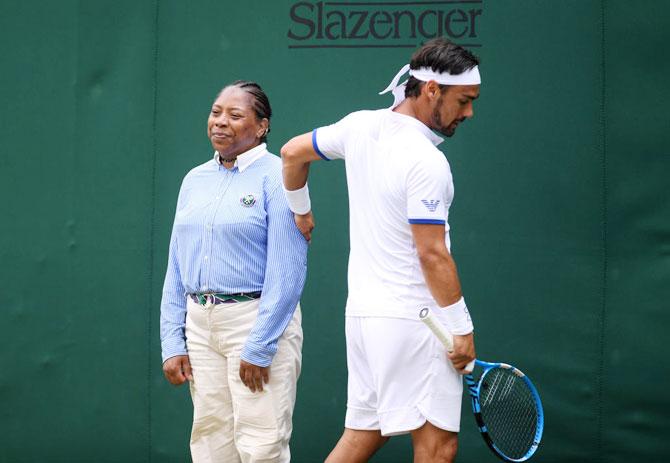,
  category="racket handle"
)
[464,359,475,373]
[419,307,454,351]
[420,307,475,373]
